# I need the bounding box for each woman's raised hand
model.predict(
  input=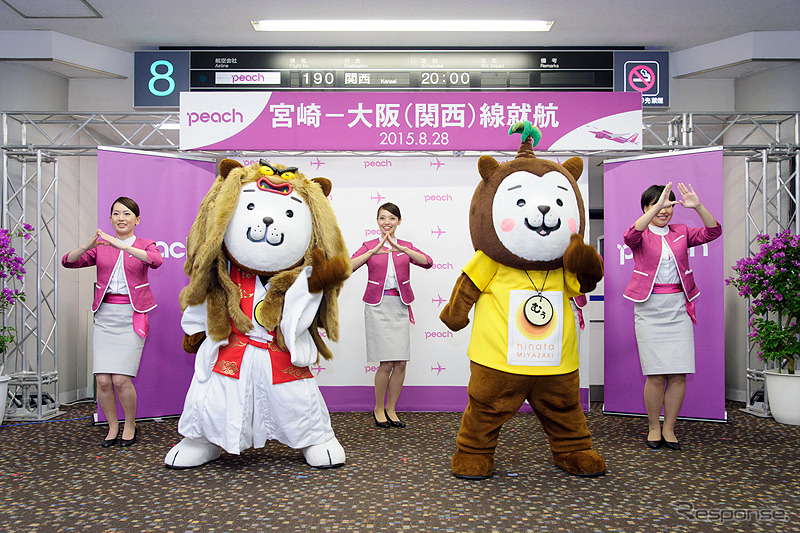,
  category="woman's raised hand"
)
[656,182,679,210]
[677,182,702,209]
[97,228,127,250]
[386,234,405,253]
[83,230,104,250]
